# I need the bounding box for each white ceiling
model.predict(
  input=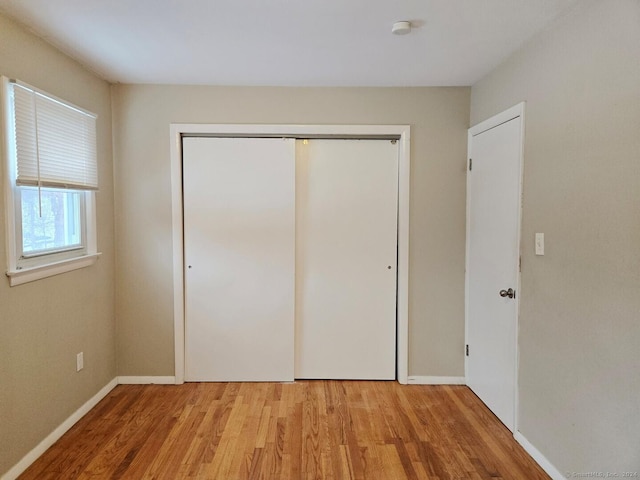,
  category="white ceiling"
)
[0,0,579,86]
